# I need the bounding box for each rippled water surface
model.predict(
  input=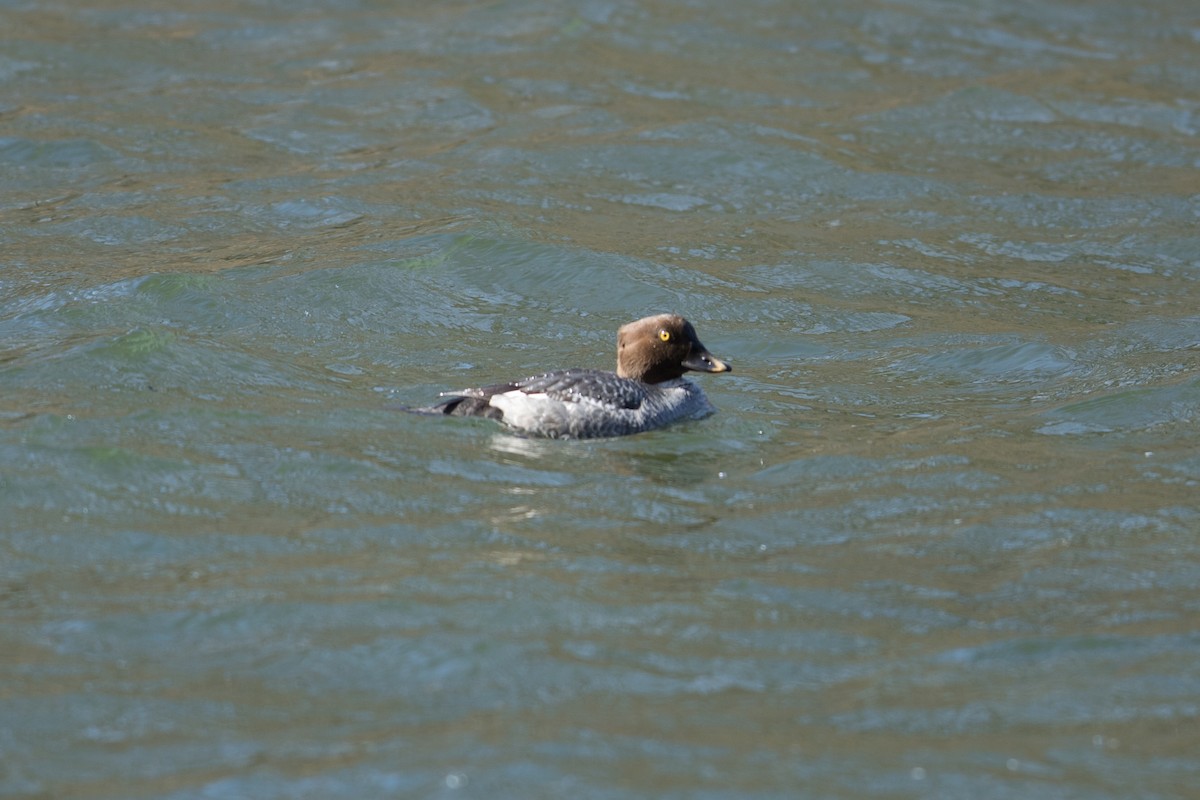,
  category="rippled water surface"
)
[3,1,1199,797]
